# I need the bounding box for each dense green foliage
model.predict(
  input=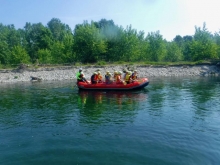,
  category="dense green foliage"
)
[0,20,219,66]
